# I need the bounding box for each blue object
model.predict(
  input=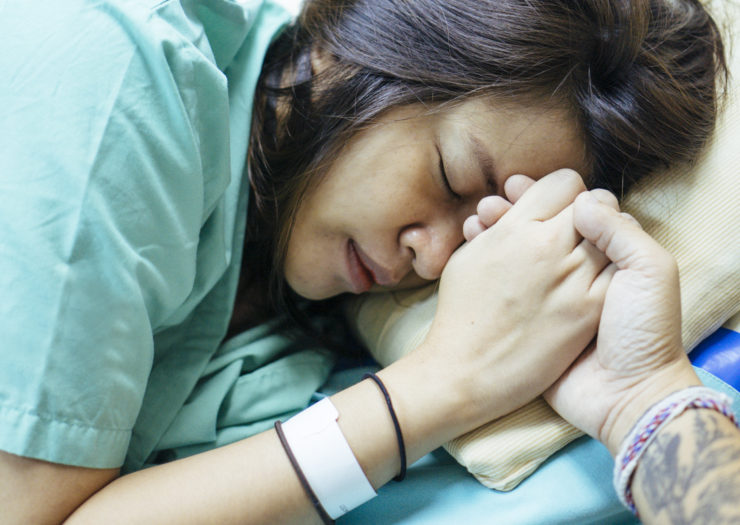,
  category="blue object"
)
[690,327,740,390]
